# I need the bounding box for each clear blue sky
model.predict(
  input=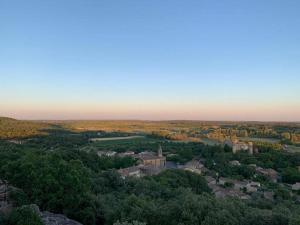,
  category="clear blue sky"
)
[1,0,300,121]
